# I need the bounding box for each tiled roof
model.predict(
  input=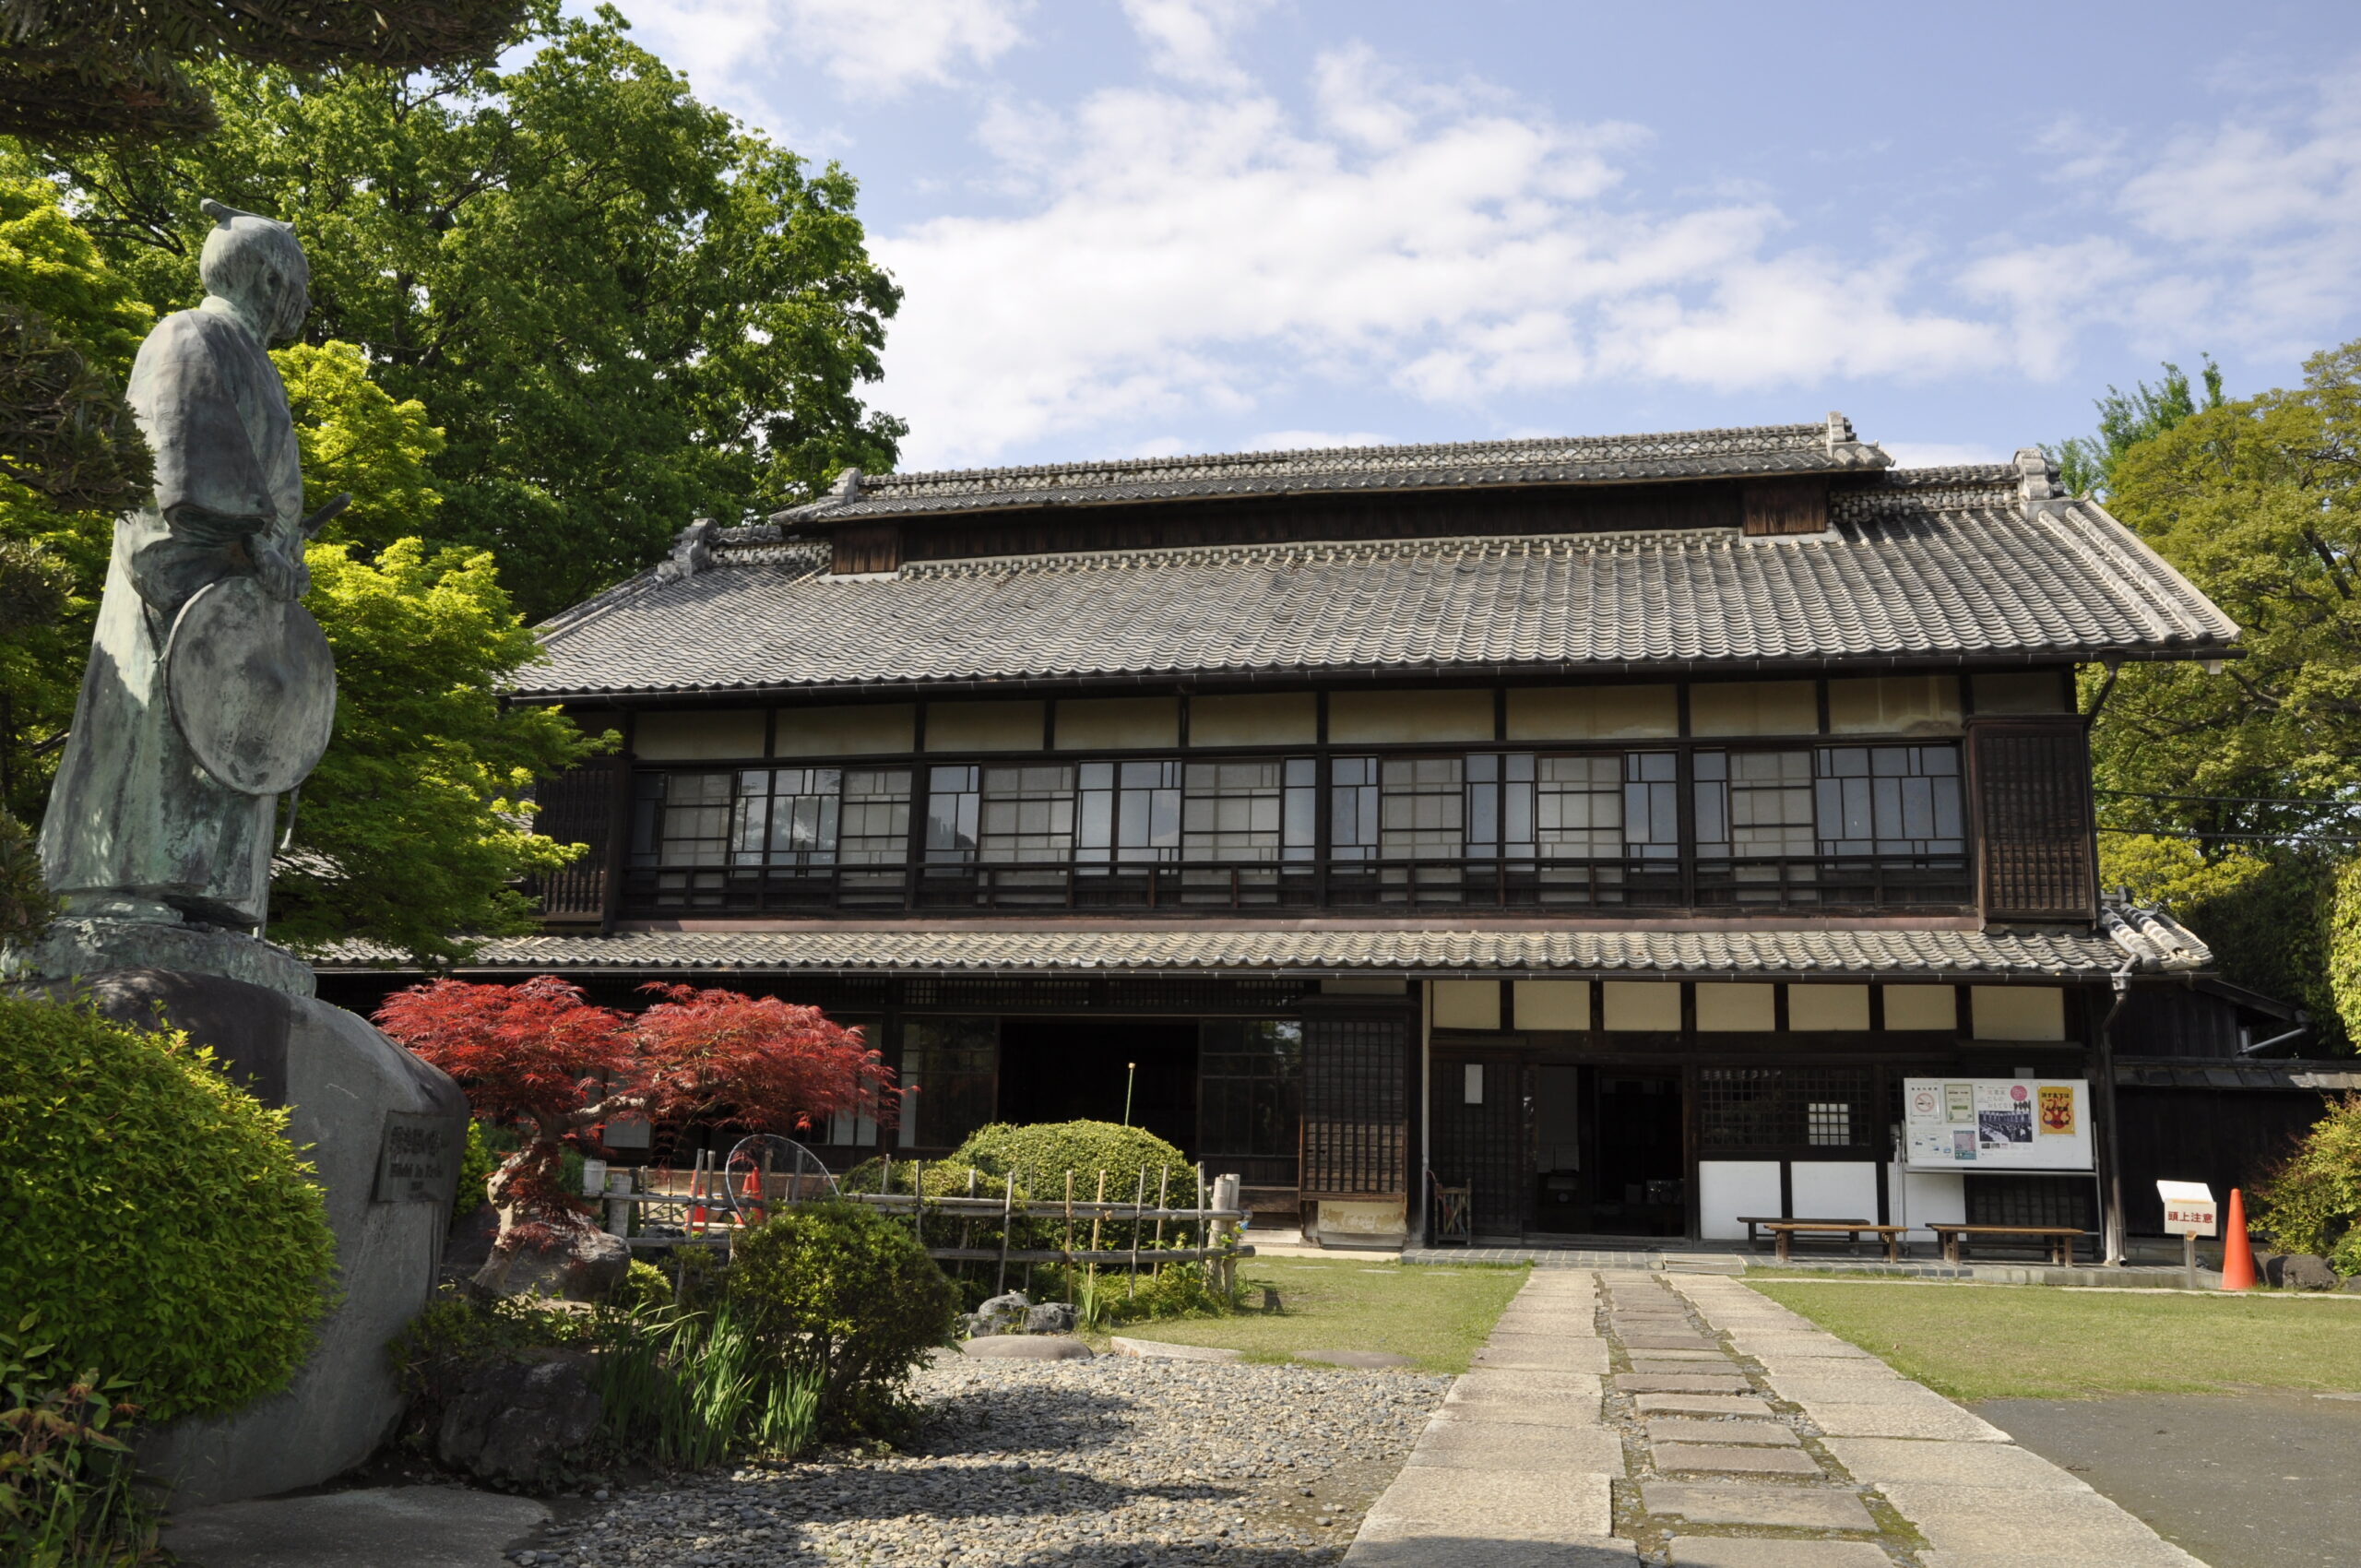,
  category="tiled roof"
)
[325,923,2180,980]
[523,489,2237,699]
[776,418,1890,525]
[2118,1061,2361,1090]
